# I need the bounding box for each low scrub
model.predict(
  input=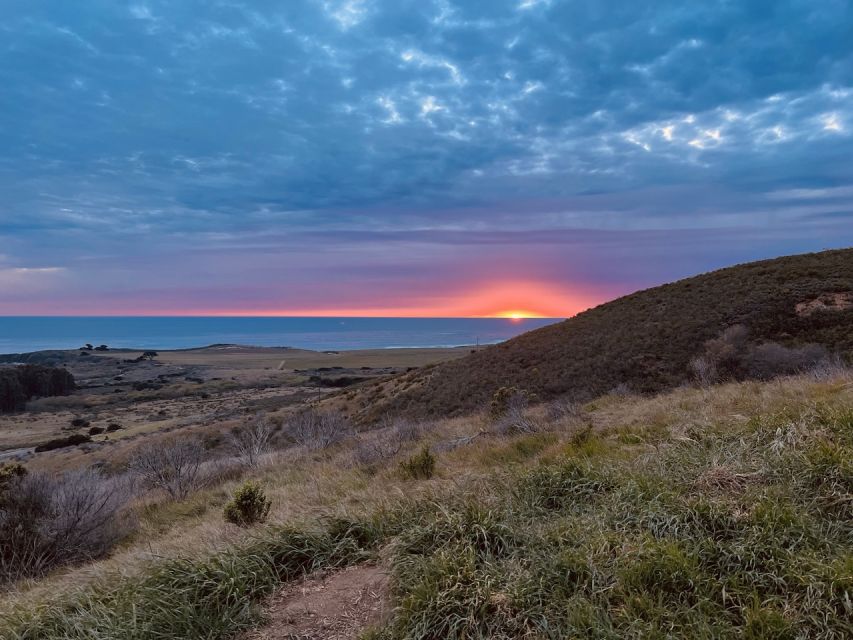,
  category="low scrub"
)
[0,465,133,583]
[399,447,436,480]
[2,376,852,639]
[223,481,271,527]
[34,433,91,452]
[128,438,204,500]
[287,408,351,450]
